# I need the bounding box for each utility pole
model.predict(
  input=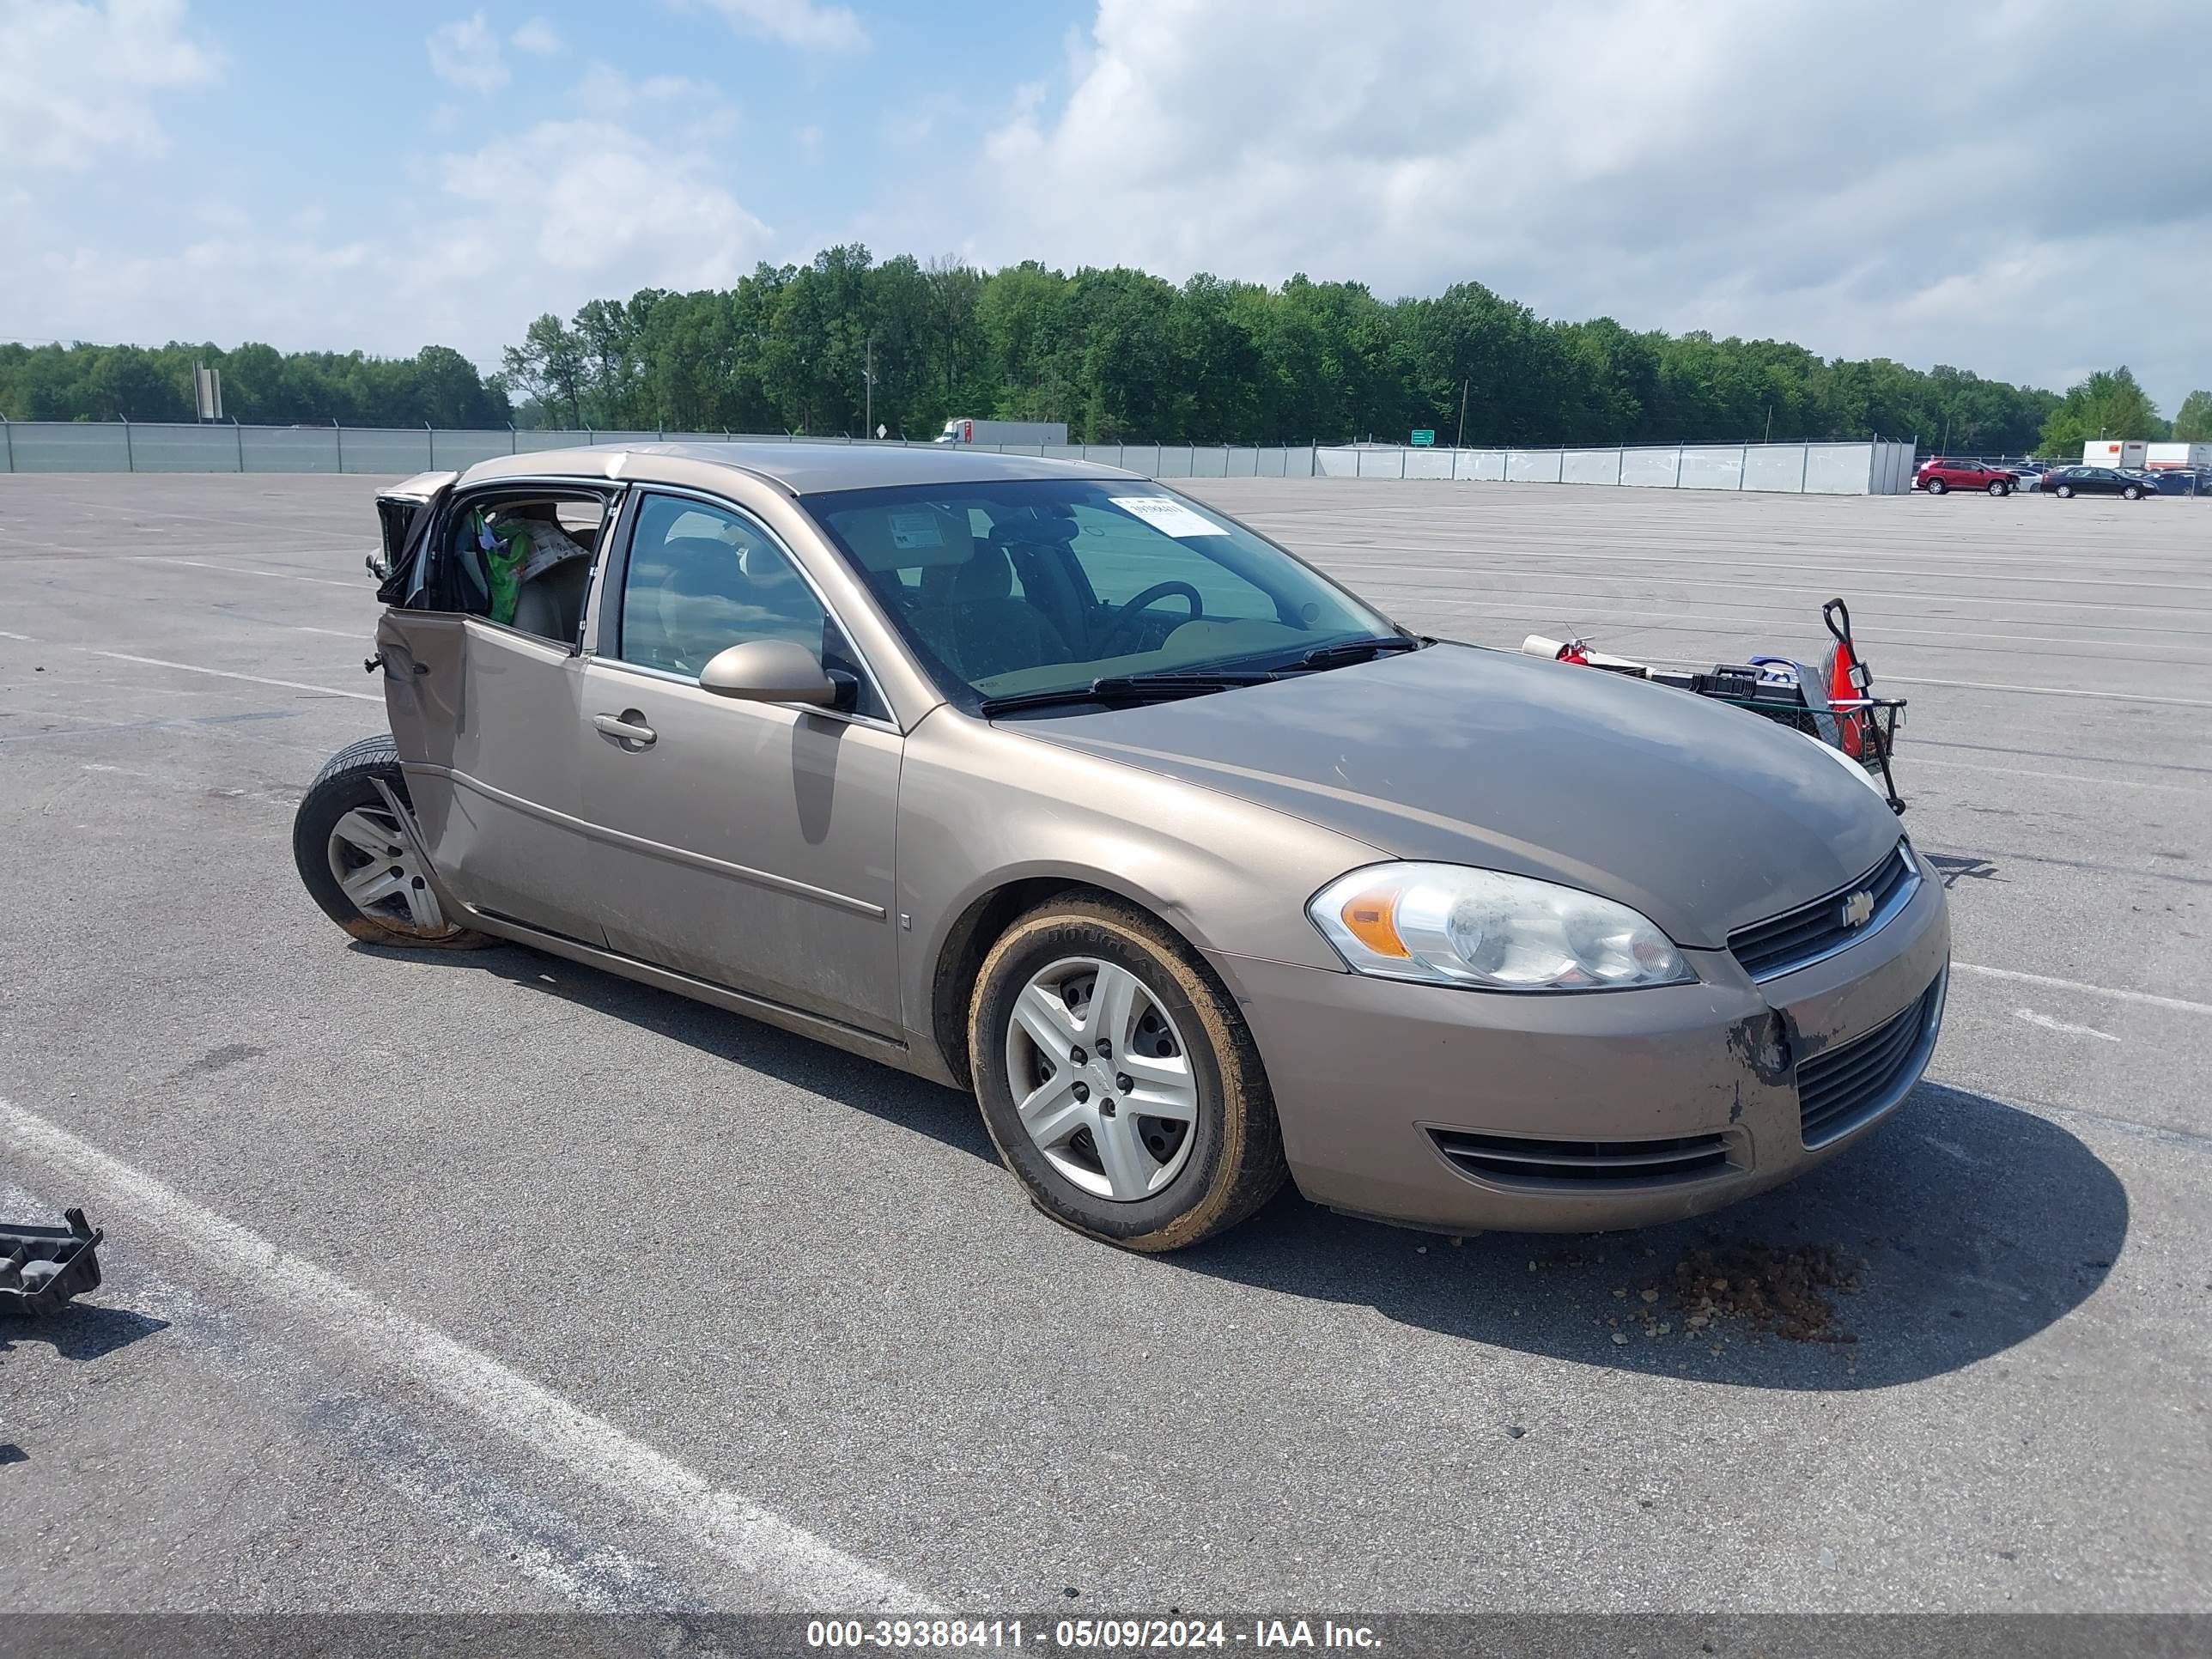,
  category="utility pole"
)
[1763,405,1772,444]
[1455,379,1469,449]
[863,332,875,441]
